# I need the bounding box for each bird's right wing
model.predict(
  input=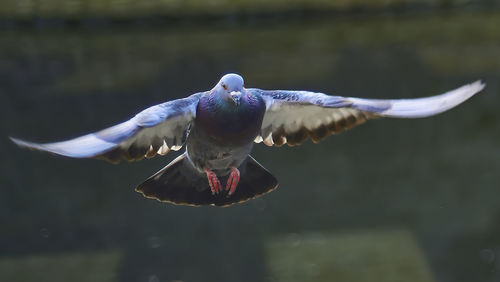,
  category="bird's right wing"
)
[252,81,484,147]
[10,92,204,163]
